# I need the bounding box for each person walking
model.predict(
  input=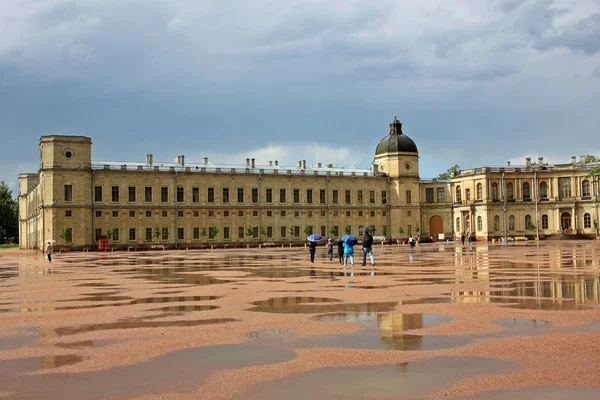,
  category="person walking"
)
[327,239,334,261]
[337,239,344,265]
[362,231,375,266]
[308,240,317,263]
[409,236,416,249]
[461,234,465,245]
[44,242,53,262]
[343,240,355,266]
